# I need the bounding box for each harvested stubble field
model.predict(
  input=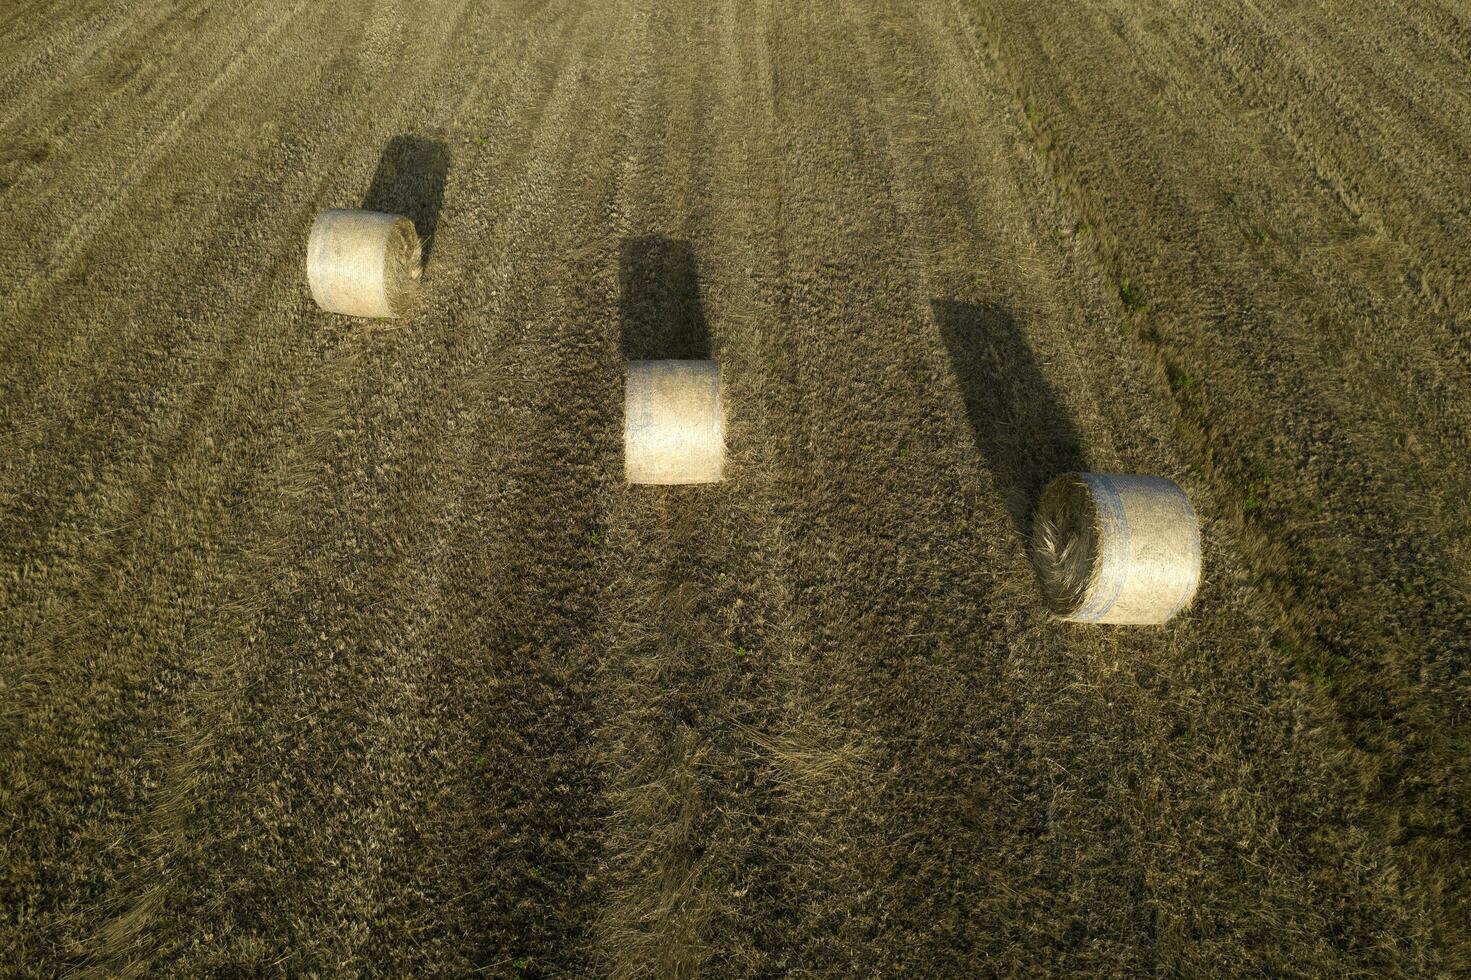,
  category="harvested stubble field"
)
[2,0,1467,975]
